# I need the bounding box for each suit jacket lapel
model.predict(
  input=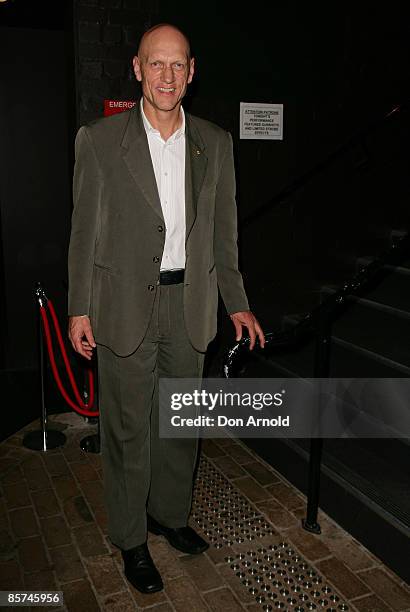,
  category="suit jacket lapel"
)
[185,114,208,244]
[121,104,164,222]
